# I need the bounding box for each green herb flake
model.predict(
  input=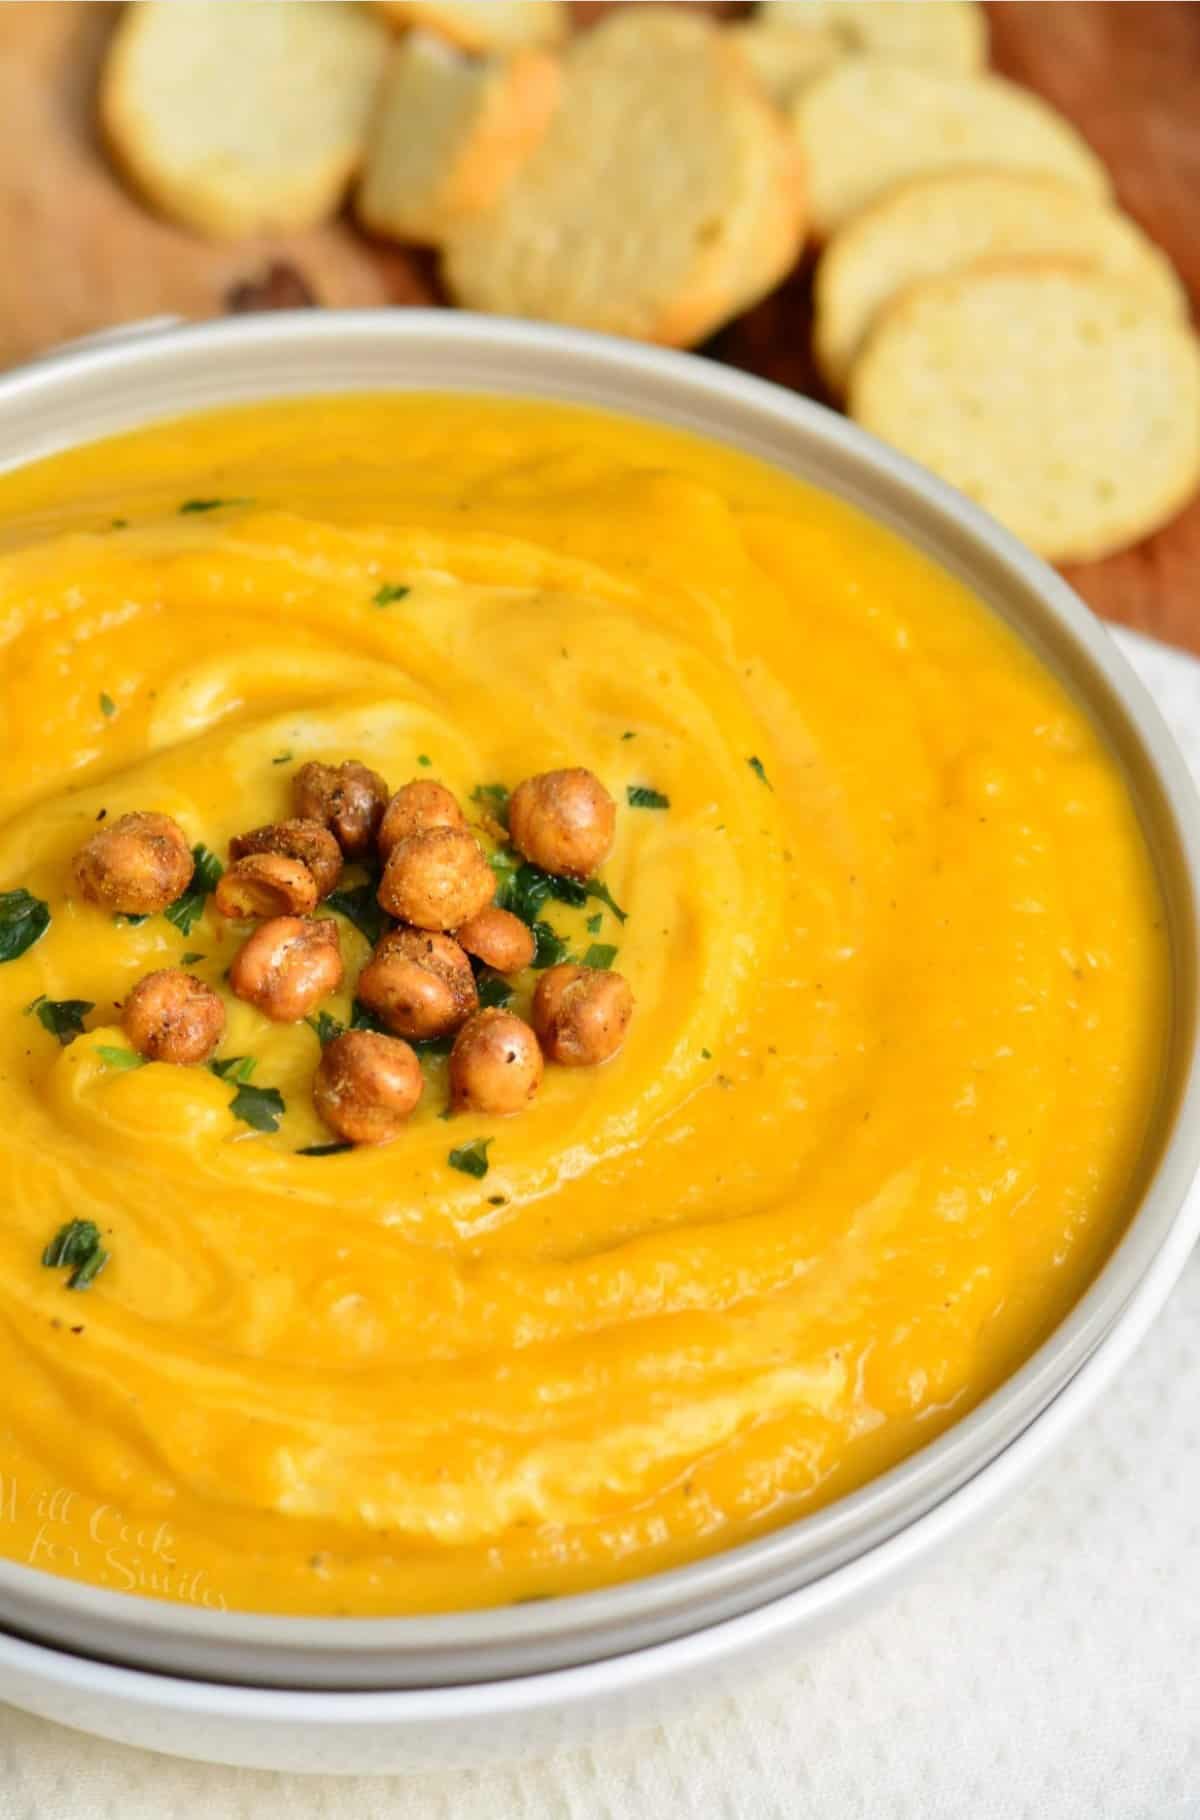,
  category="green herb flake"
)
[492,854,587,923]
[471,782,511,826]
[33,998,95,1045]
[179,497,252,514]
[585,878,627,925]
[373,583,411,607]
[747,755,772,790]
[110,518,128,531]
[701,1047,712,1060]
[99,692,116,718]
[417,754,432,767]
[97,1045,145,1071]
[448,1138,493,1180]
[114,912,149,927]
[306,1010,345,1046]
[272,751,293,766]
[229,1082,285,1133]
[297,1142,353,1157]
[209,1054,256,1084]
[531,921,570,969]
[627,785,670,810]
[42,1219,109,1291]
[164,845,223,937]
[621,731,636,740]
[581,943,618,971]
[476,975,514,1010]
[180,952,204,966]
[327,882,389,948]
[585,912,603,935]
[0,888,51,964]
[349,999,390,1037]
[411,1031,456,1058]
